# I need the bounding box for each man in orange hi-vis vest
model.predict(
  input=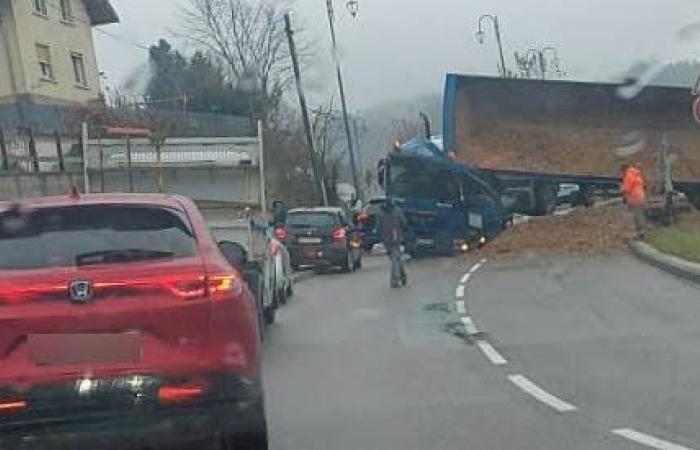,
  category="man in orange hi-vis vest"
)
[621,164,647,239]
